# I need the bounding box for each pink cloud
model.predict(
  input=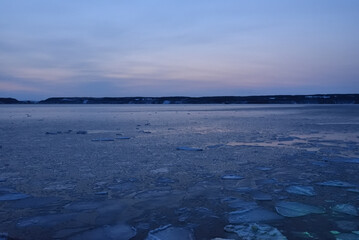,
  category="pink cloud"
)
[0,81,41,92]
